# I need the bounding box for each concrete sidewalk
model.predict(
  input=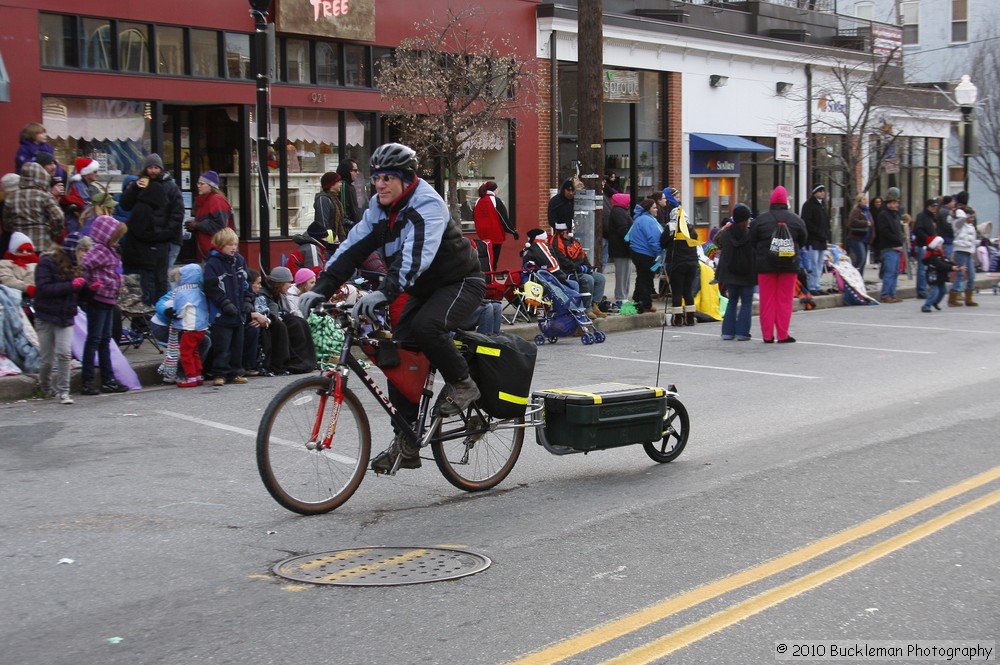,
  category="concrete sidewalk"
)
[3,270,996,403]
